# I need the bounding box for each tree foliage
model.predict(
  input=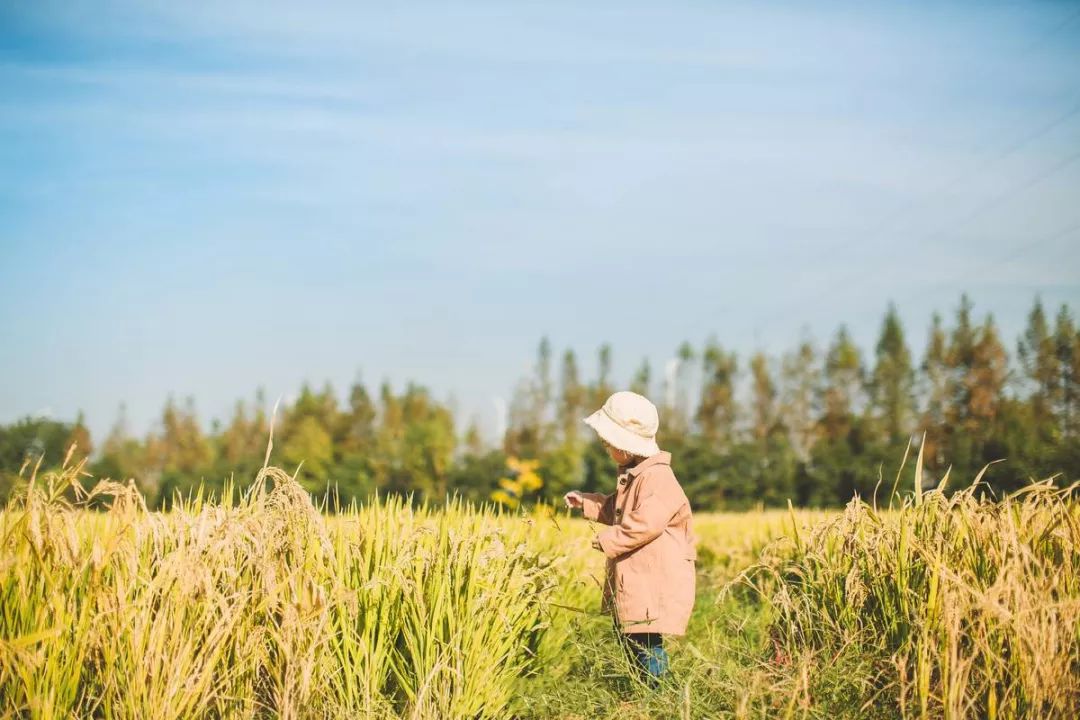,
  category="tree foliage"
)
[3,295,1080,509]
